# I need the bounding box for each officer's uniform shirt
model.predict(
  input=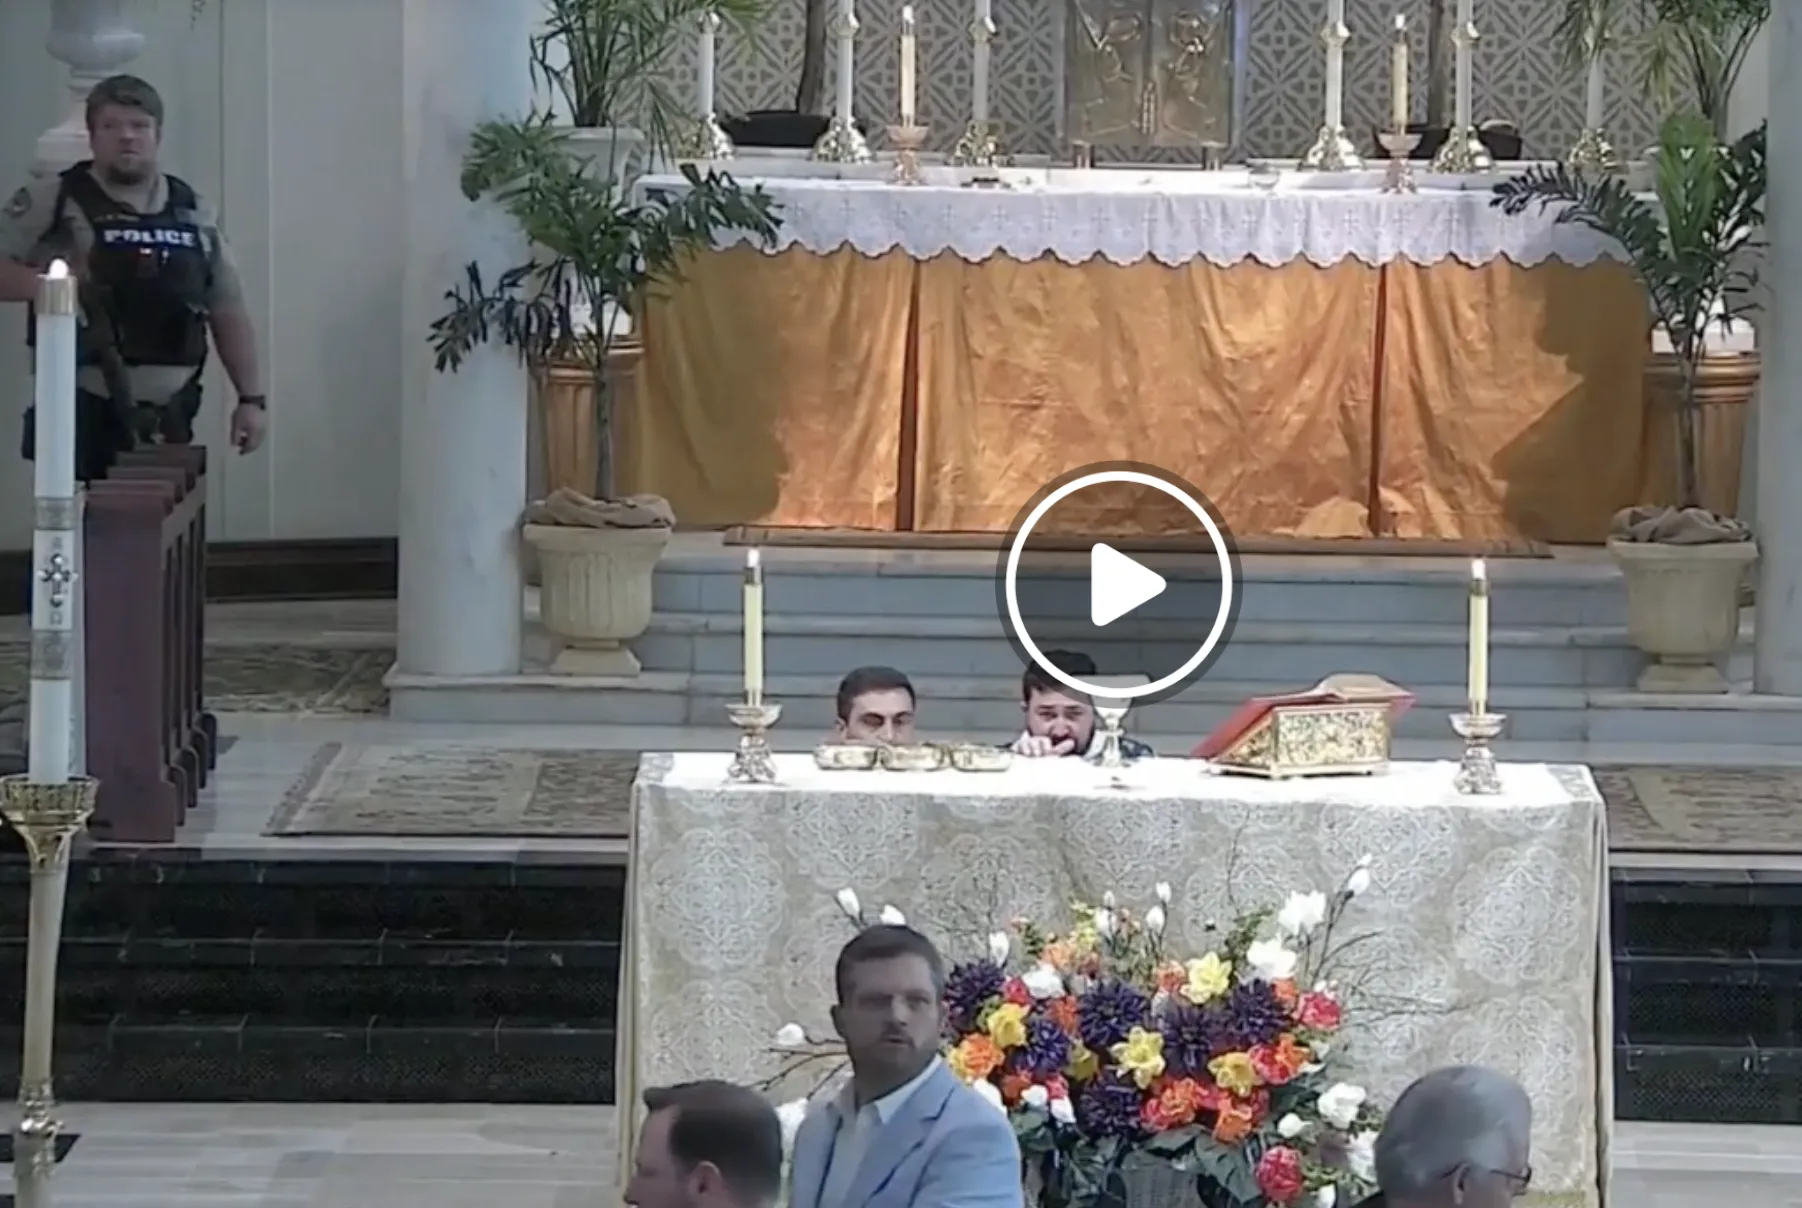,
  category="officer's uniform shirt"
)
[0,167,244,405]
